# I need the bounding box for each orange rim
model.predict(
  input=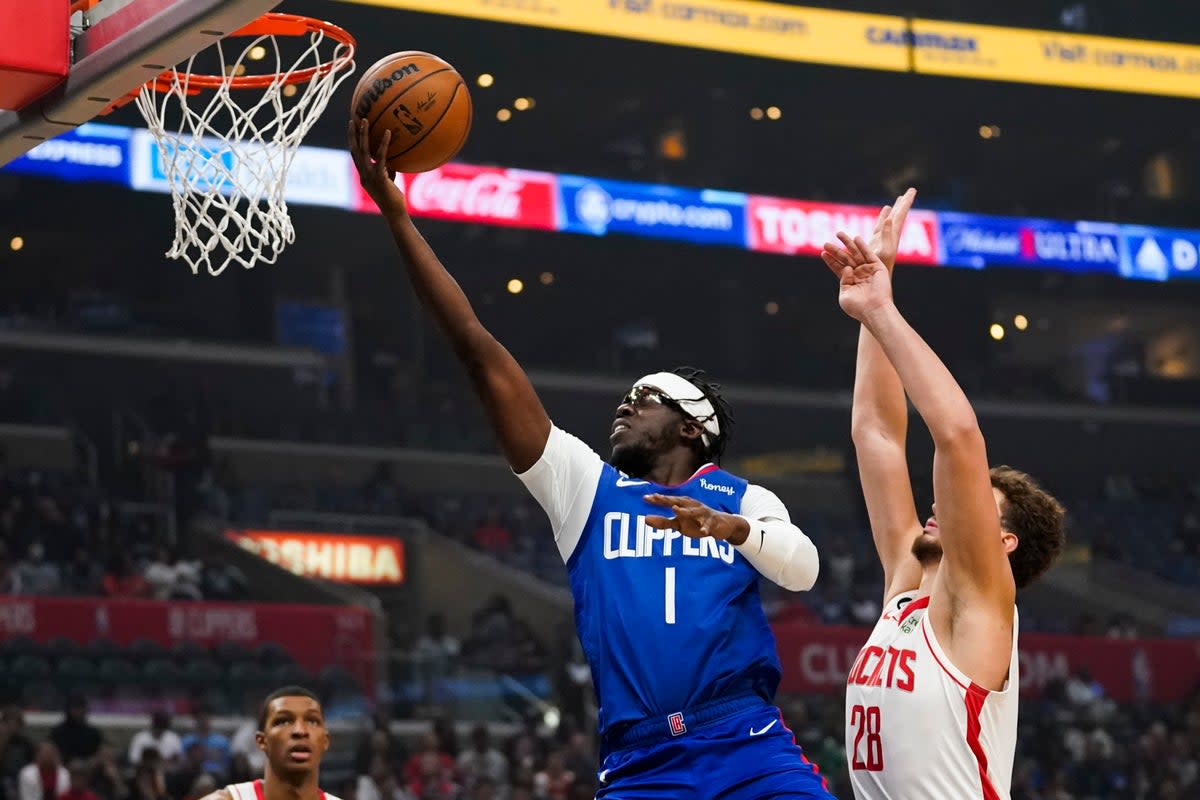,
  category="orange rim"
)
[148,12,356,92]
